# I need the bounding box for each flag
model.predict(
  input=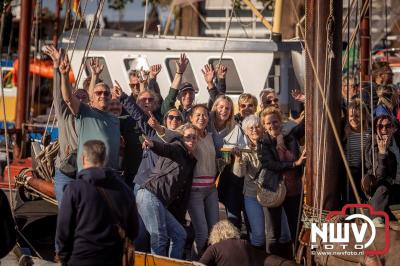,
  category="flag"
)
[72,0,81,18]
